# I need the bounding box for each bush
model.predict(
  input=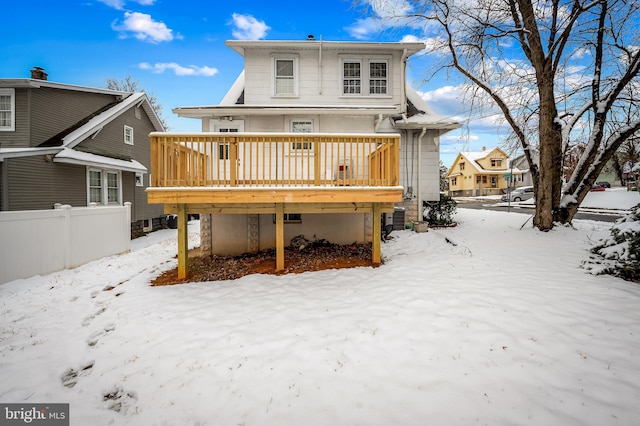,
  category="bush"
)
[423,194,457,226]
[588,204,640,282]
